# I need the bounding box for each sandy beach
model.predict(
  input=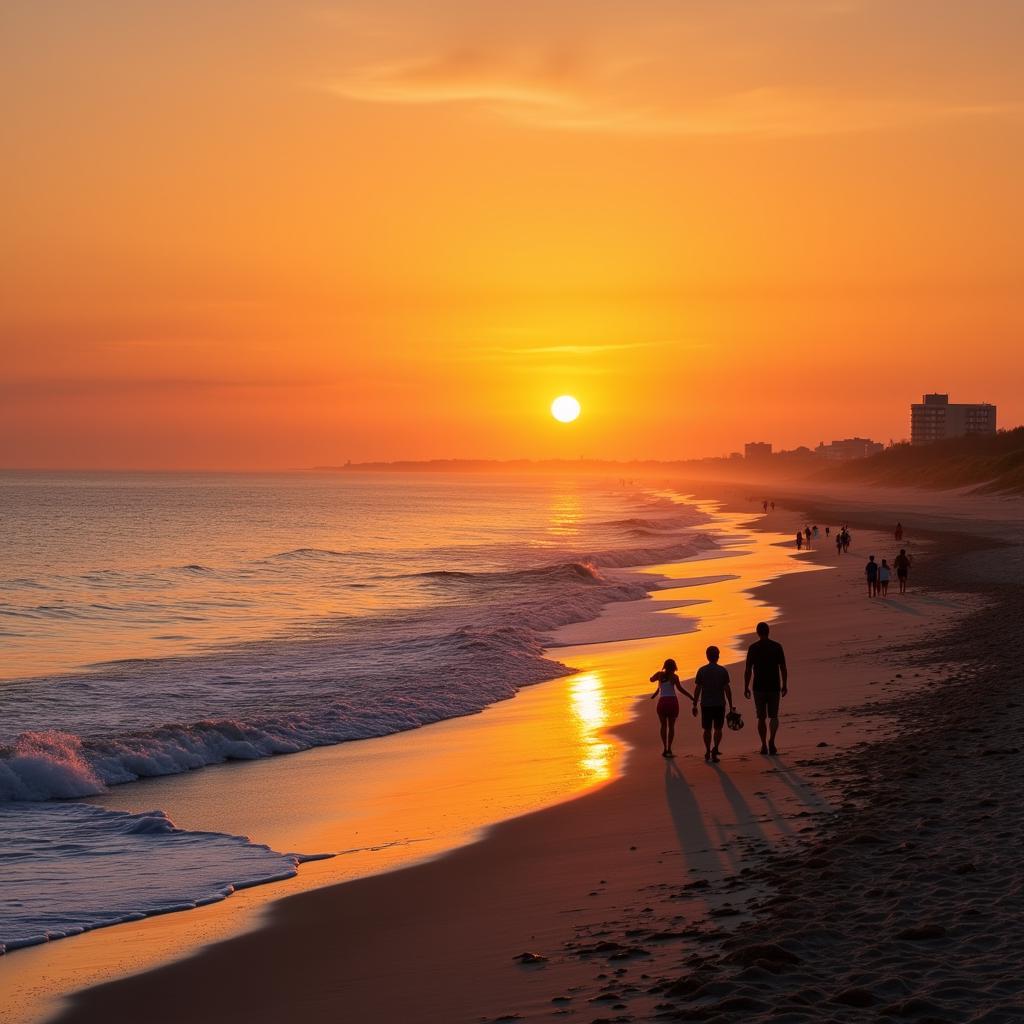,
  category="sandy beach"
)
[10,483,1011,1024]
